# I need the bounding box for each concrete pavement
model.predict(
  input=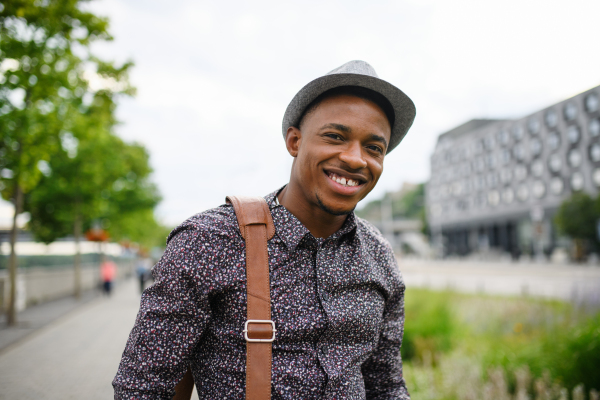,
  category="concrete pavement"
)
[400,258,600,307]
[0,278,199,400]
[0,288,99,351]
